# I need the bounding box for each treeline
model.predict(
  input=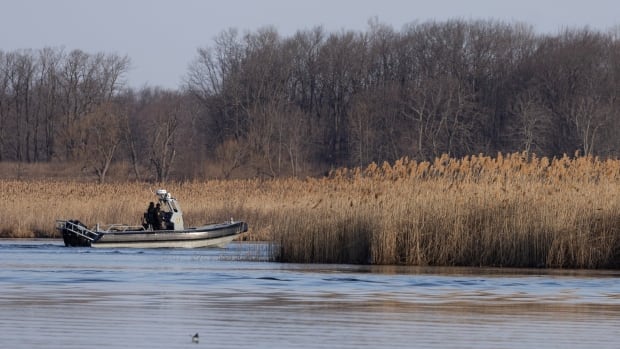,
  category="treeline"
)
[0,47,206,182]
[2,19,620,181]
